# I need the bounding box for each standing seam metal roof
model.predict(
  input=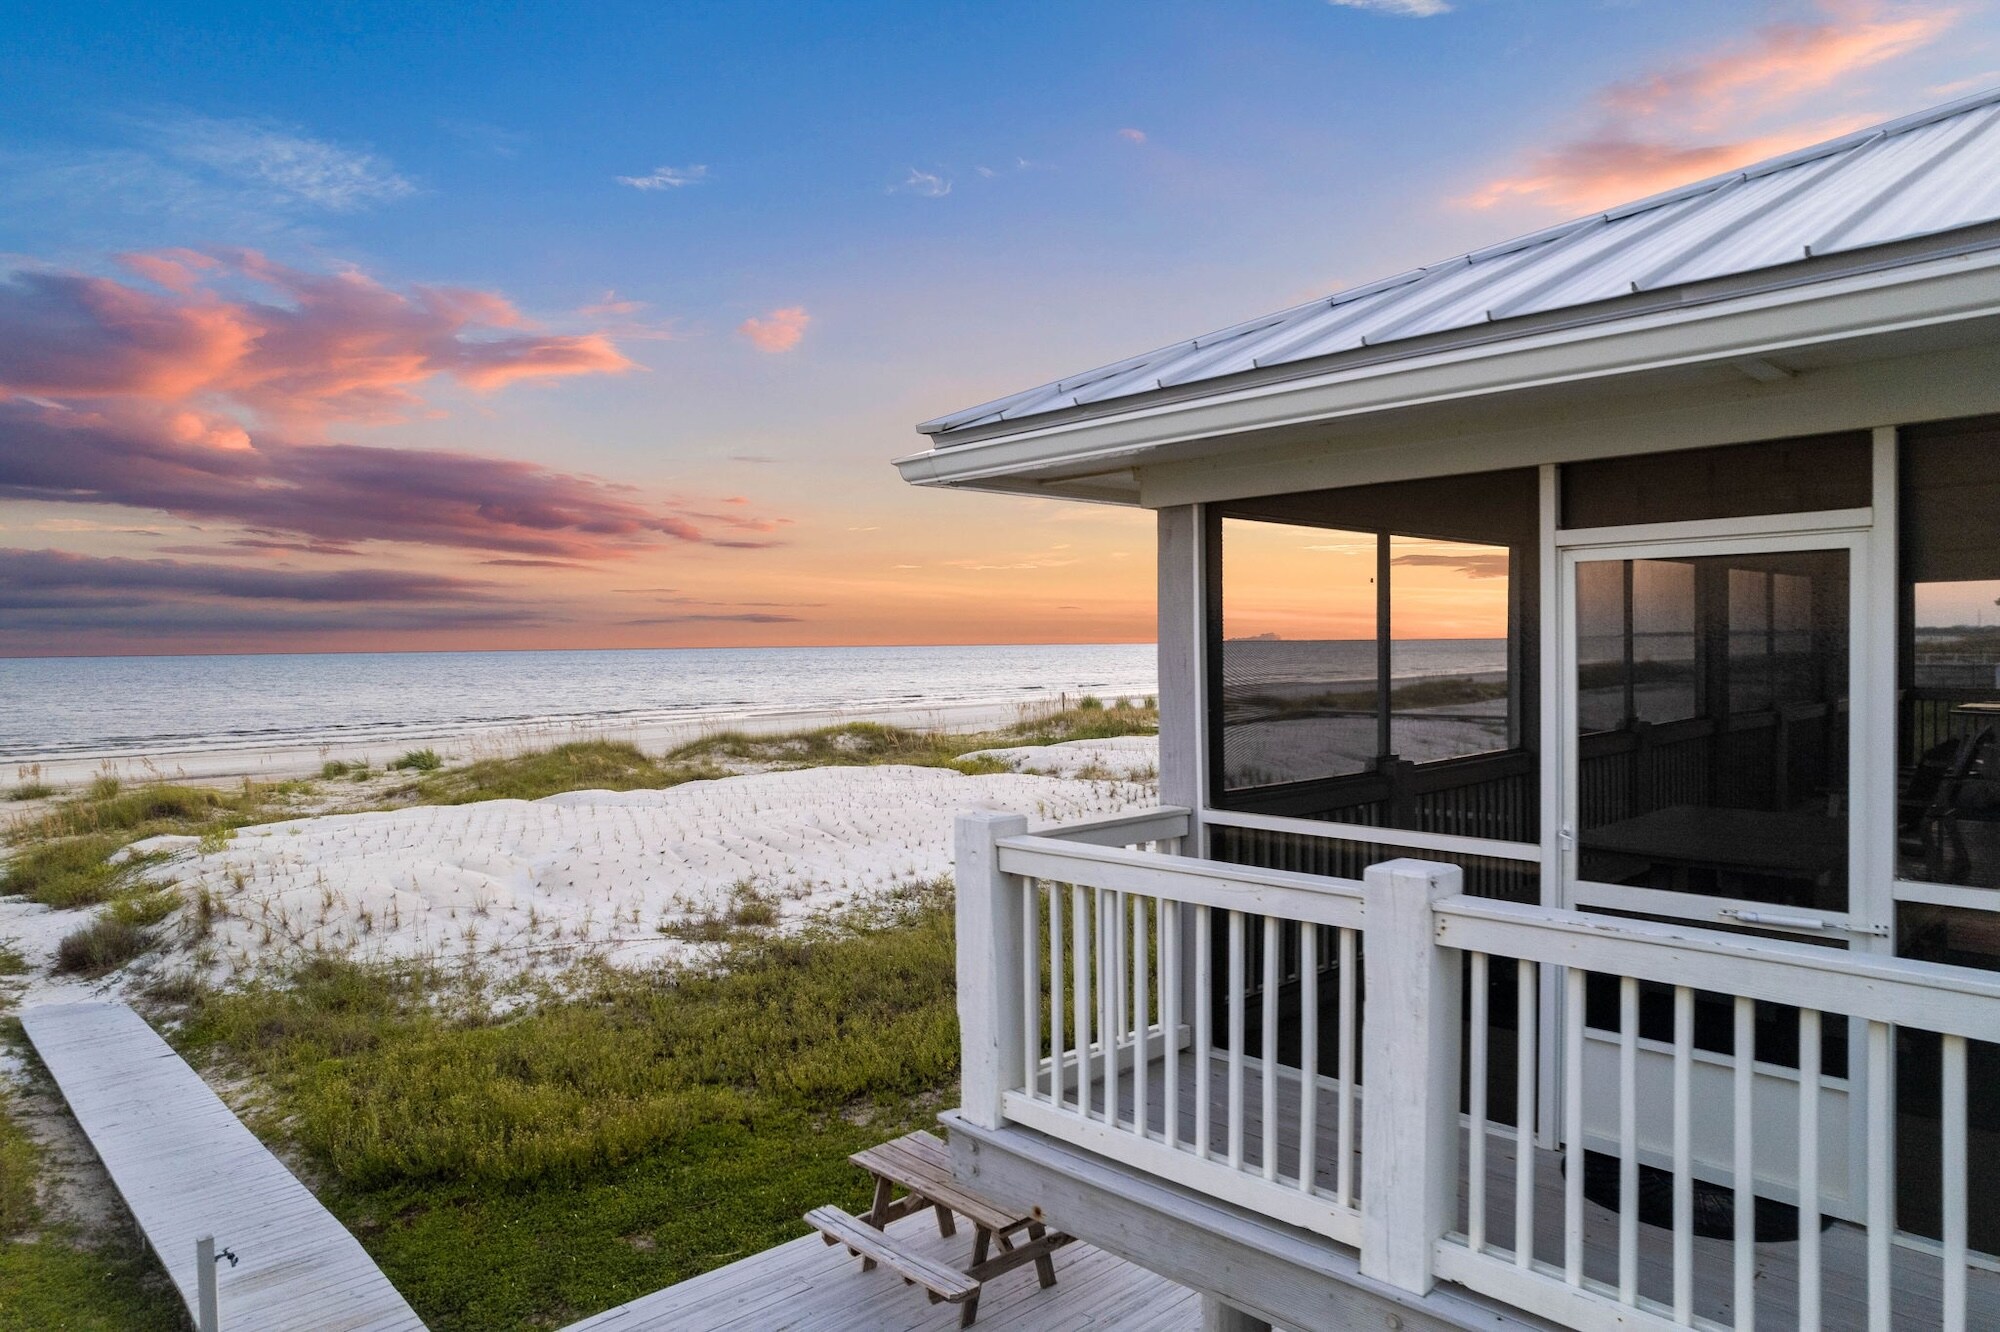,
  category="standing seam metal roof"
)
[919,86,2000,439]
